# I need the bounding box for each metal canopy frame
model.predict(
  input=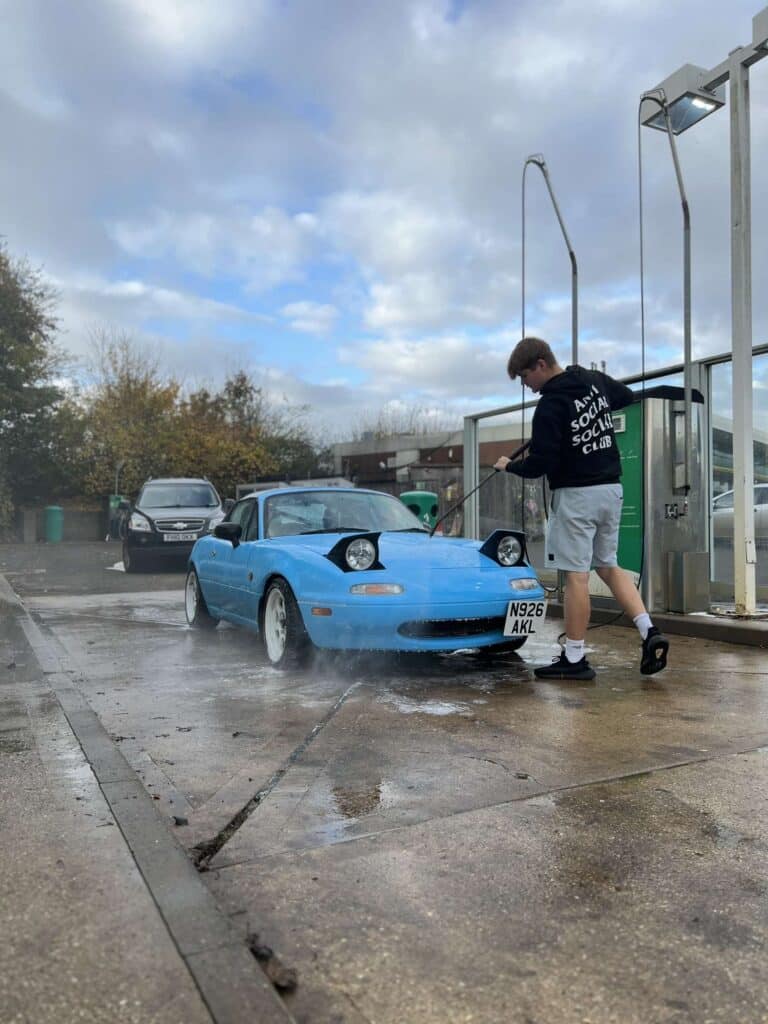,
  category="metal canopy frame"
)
[639,4,768,615]
[462,344,768,556]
